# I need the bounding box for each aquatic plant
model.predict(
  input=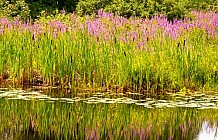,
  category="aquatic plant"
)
[0,11,217,92]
